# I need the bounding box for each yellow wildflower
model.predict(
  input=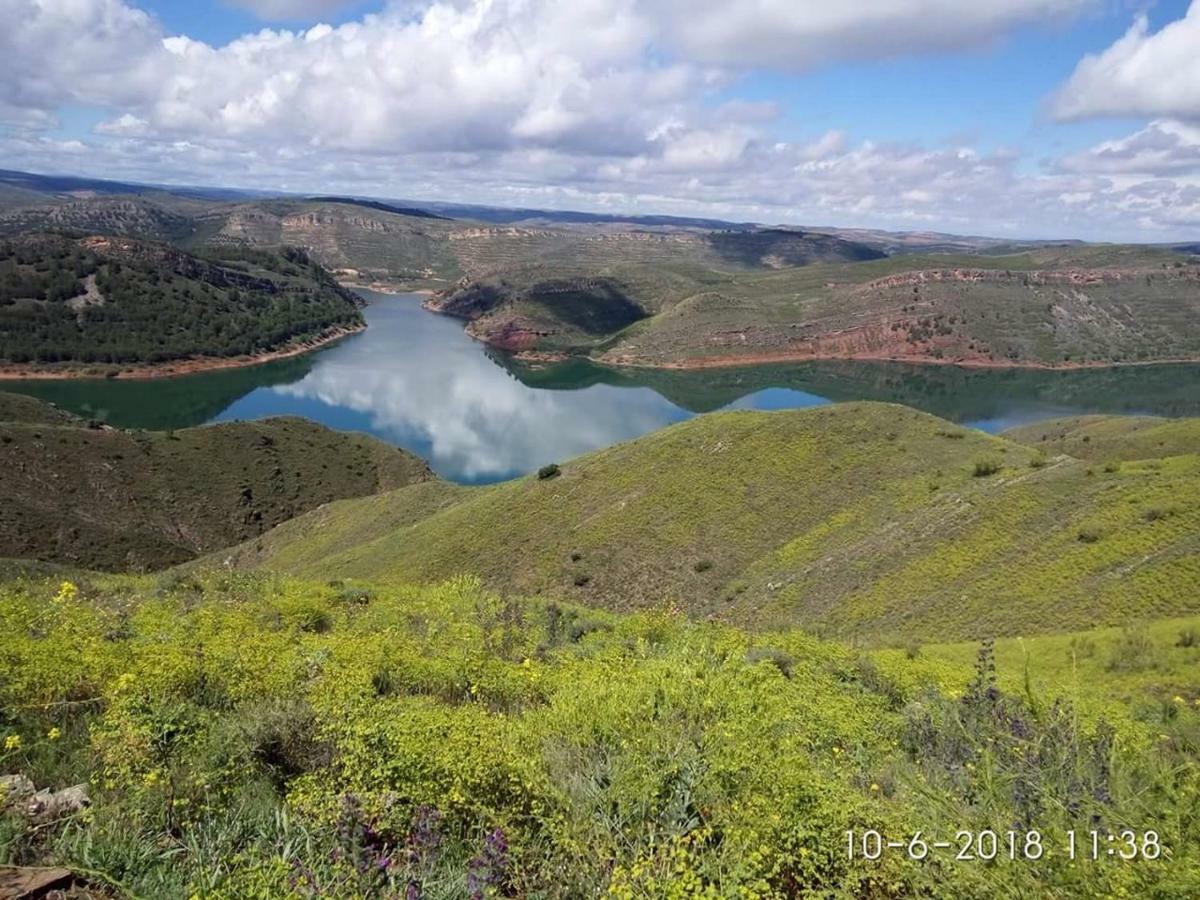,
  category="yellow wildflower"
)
[1172,695,1185,704]
[47,727,61,741]
[869,783,880,792]
[53,581,78,603]
[3,734,21,752]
